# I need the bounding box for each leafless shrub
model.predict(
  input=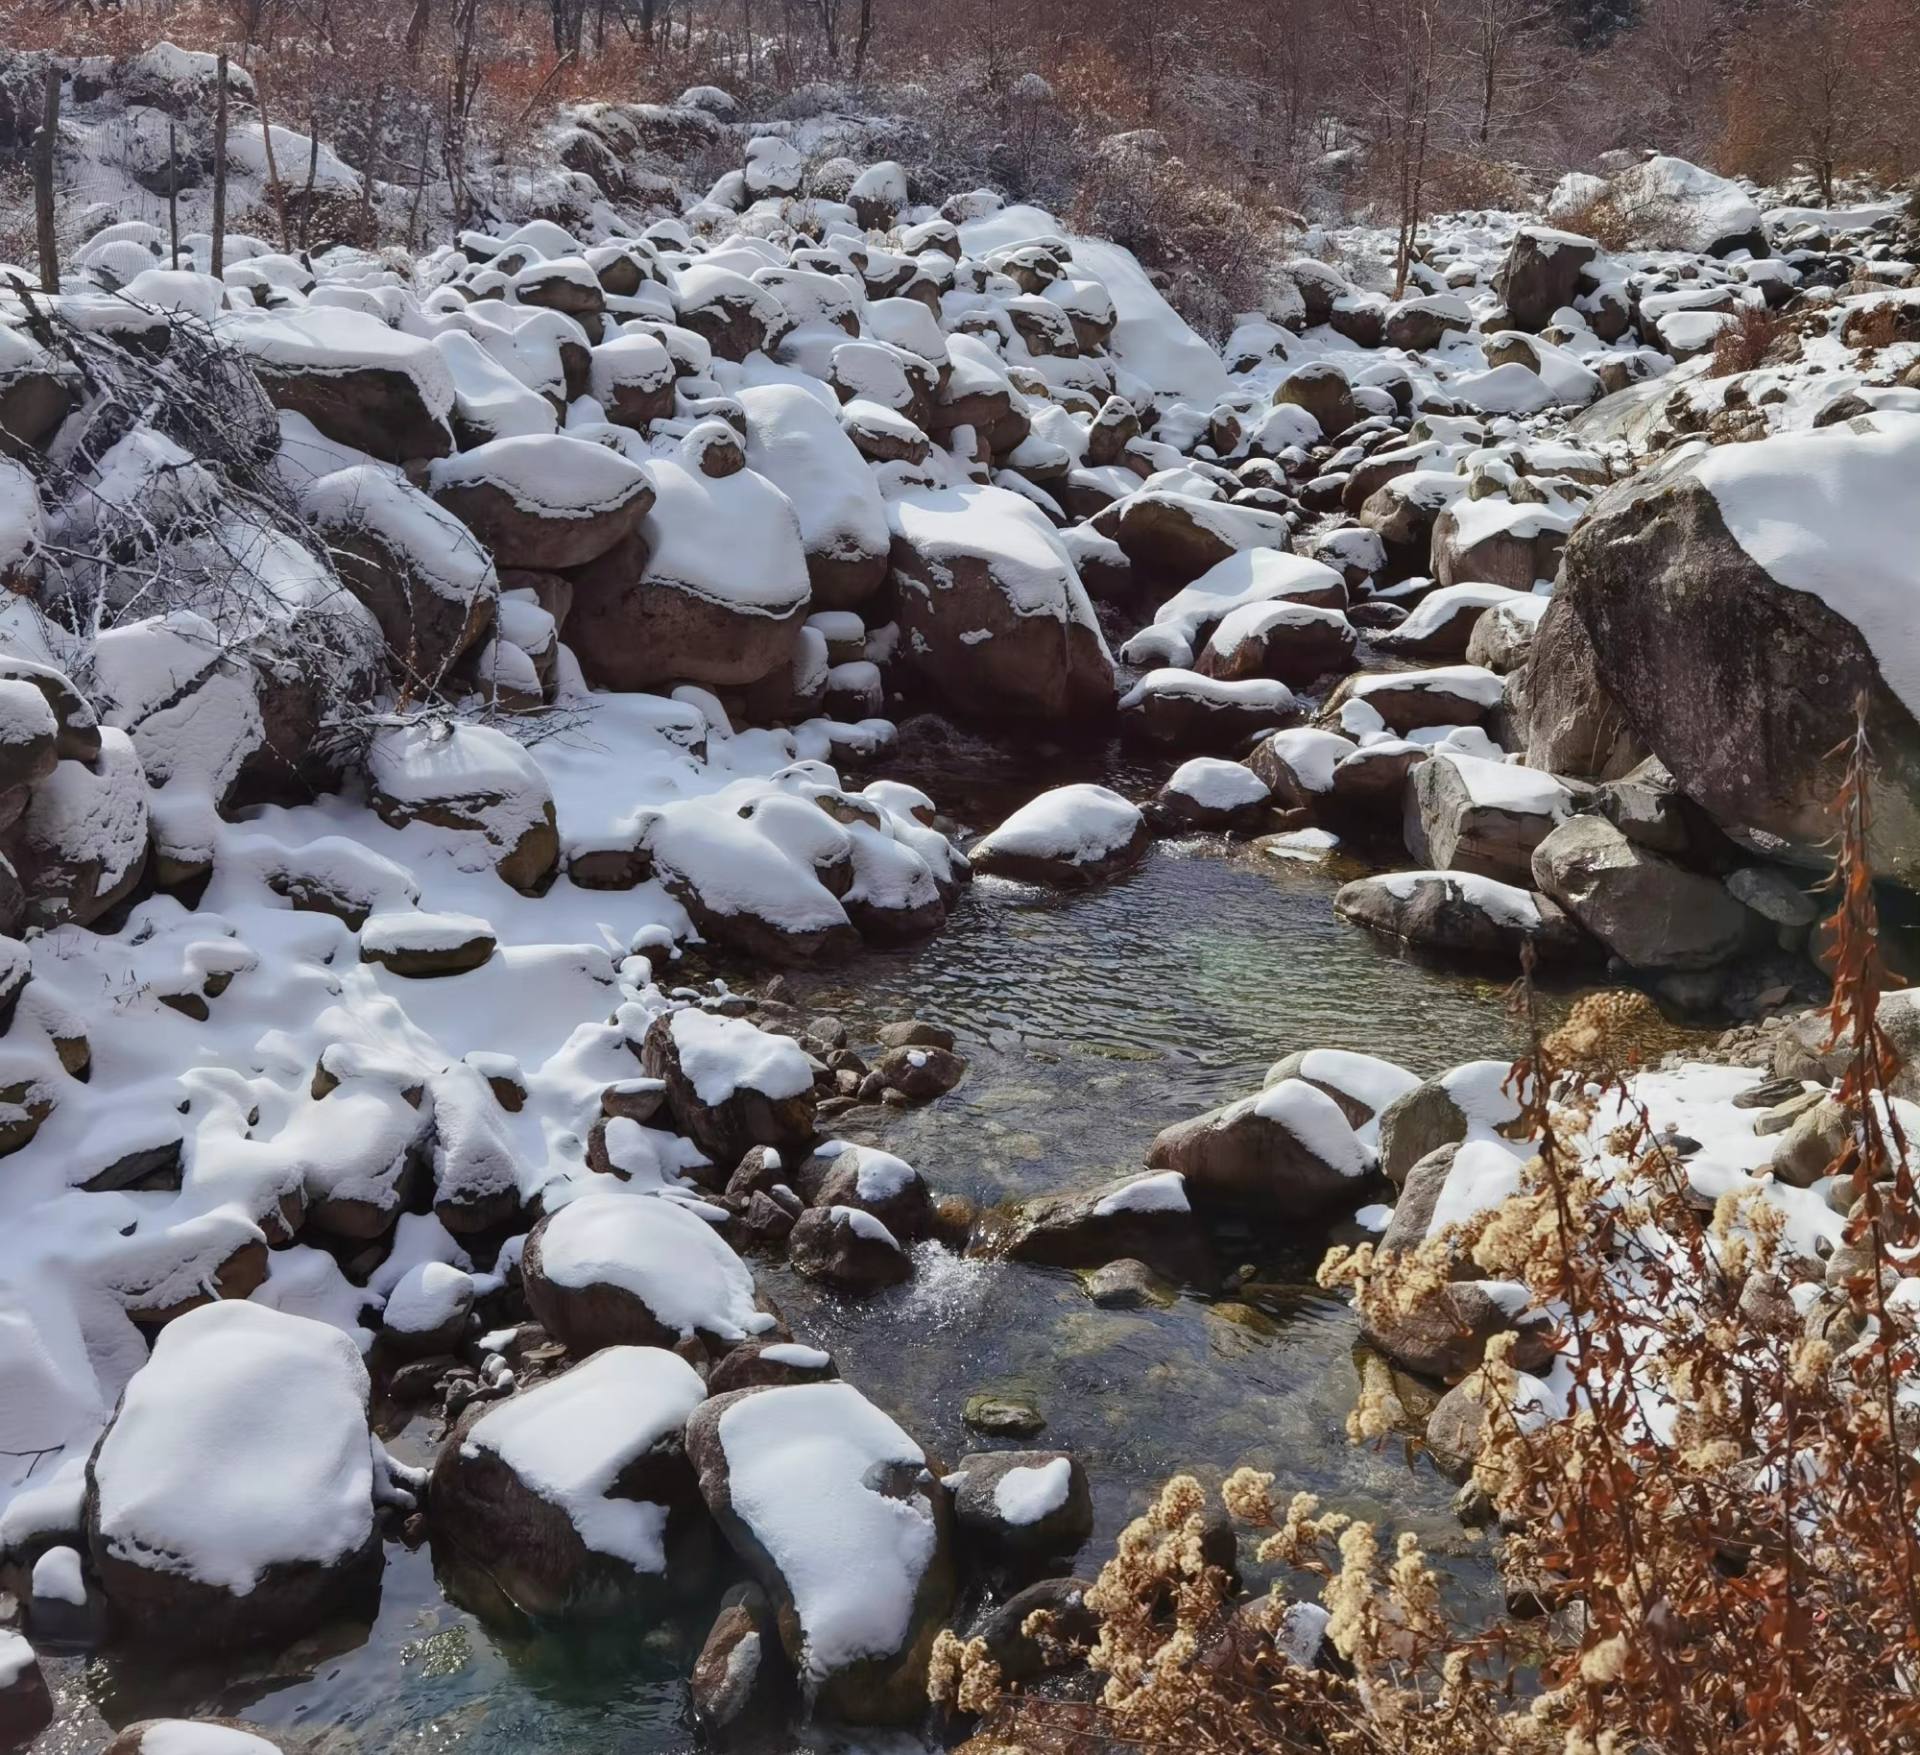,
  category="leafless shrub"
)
[1709,302,1790,375]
